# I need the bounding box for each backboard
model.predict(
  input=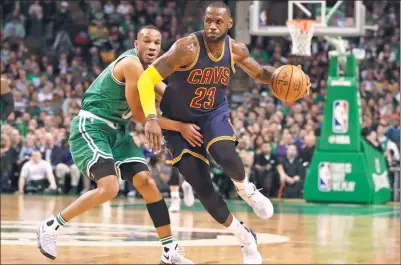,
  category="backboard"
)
[249,1,377,37]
